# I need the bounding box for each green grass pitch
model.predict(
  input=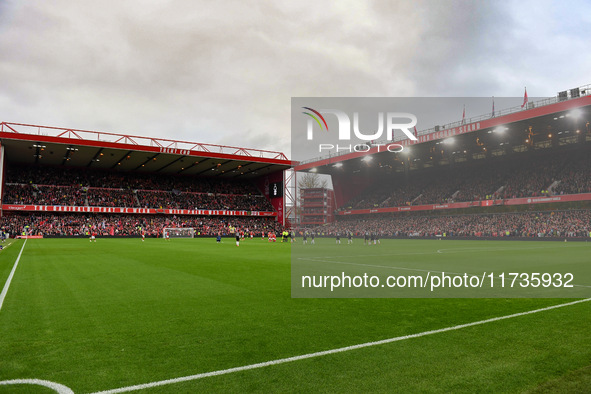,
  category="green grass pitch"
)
[0,237,590,393]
